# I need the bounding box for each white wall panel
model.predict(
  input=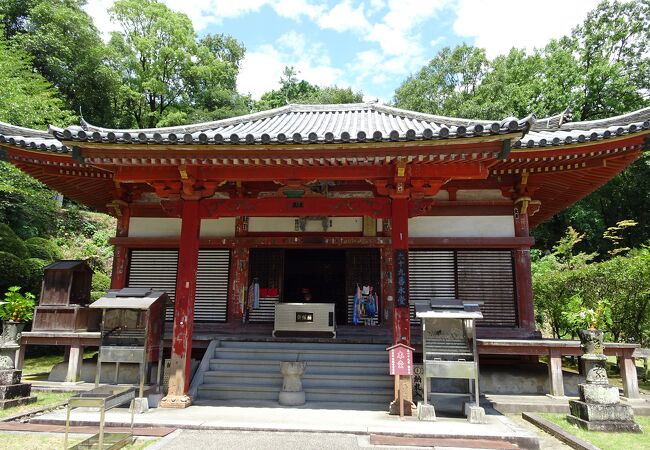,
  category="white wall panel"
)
[200,218,236,237]
[408,216,514,238]
[128,218,181,237]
